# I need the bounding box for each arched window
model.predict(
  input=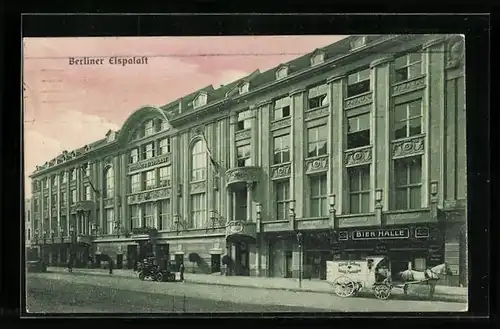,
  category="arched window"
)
[191,140,207,182]
[104,166,115,198]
